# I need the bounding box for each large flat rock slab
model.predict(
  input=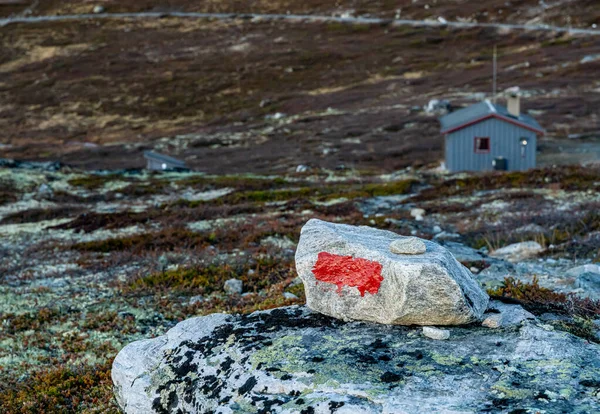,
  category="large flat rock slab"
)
[112,306,600,414]
[295,219,488,325]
